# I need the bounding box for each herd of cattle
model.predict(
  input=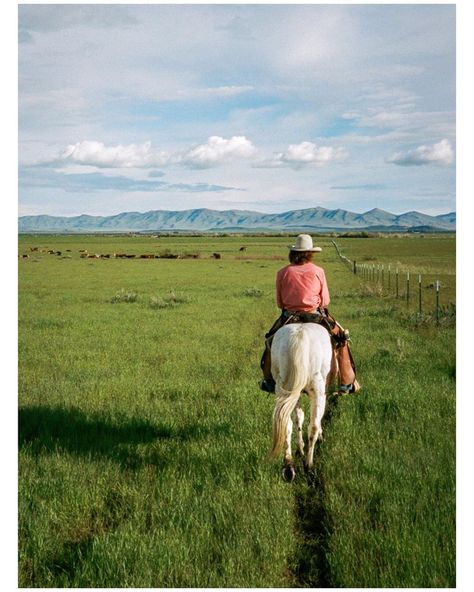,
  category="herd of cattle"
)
[20,246,248,260]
